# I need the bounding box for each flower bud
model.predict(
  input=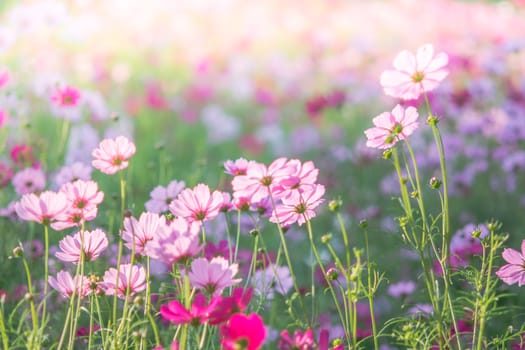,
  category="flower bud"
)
[429,177,441,189]
[326,267,339,281]
[249,229,259,237]
[12,246,24,258]
[123,209,133,218]
[328,199,342,212]
[427,115,439,126]
[382,149,392,160]
[321,233,332,244]
[359,220,368,229]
